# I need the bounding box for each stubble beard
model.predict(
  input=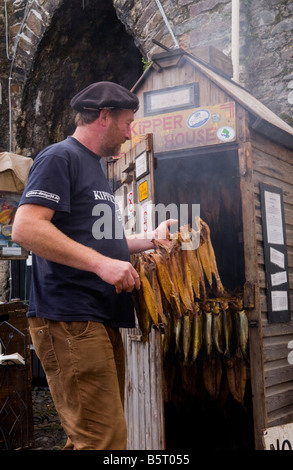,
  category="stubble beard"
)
[100,121,122,158]
[101,143,121,158]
